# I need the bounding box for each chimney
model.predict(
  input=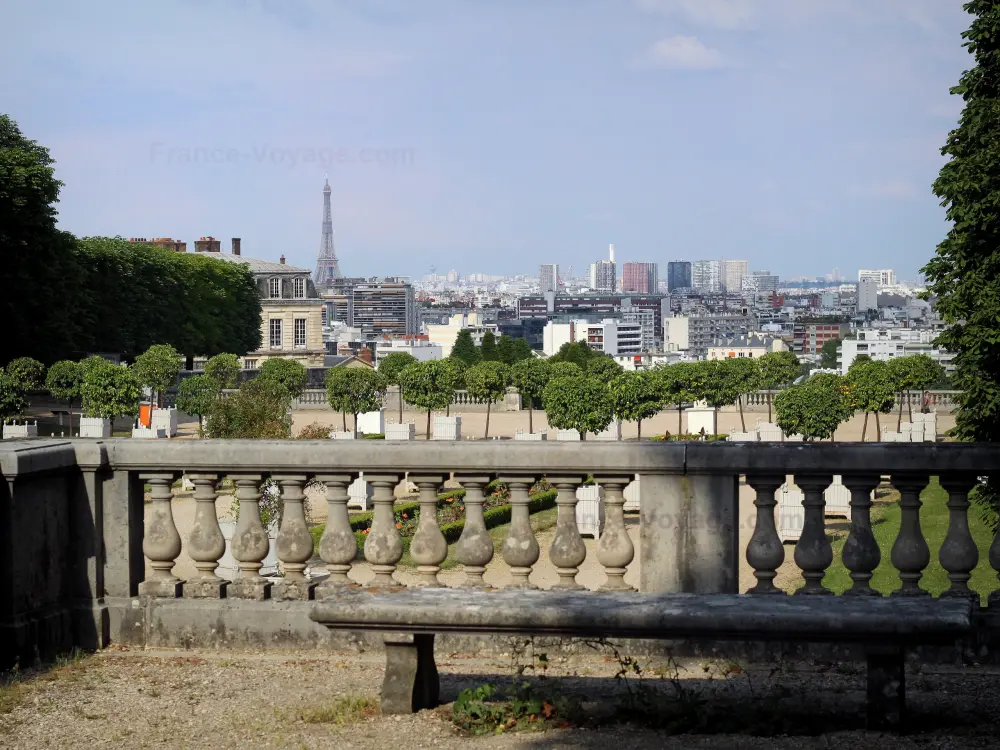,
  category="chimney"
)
[359,348,373,364]
[232,237,241,256]
[279,254,286,265]
[609,243,615,263]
